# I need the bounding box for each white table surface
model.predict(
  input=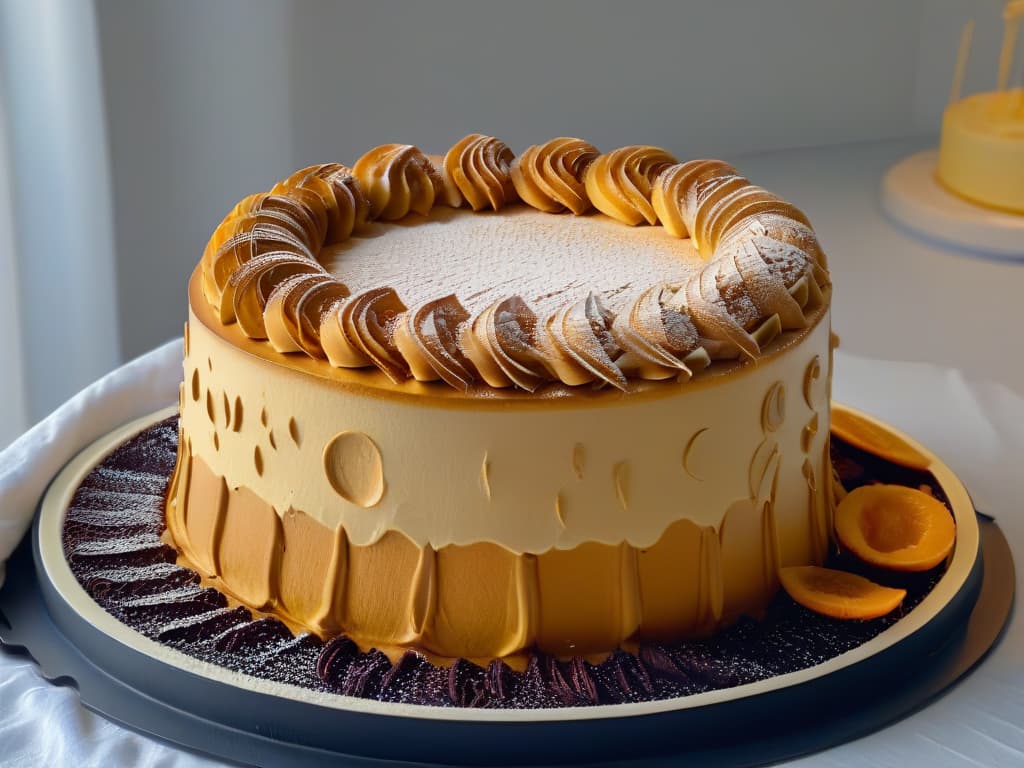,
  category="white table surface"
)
[733,137,1024,397]
[2,137,1023,767]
